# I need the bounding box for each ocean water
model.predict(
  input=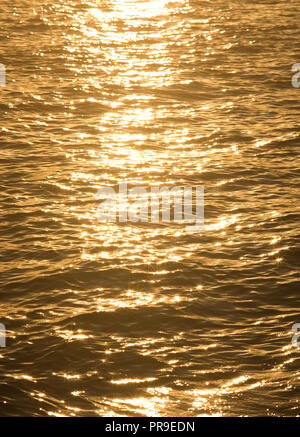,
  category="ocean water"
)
[0,0,300,416]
